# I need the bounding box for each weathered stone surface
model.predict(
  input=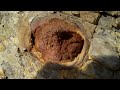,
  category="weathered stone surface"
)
[0,11,120,79]
[62,11,80,17]
[82,21,96,40]
[105,11,120,16]
[116,31,120,56]
[0,43,6,52]
[115,17,120,28]
[71,11,80,15]
[80,11,100,24]
[89,26,120,70]
[0,11,51,79]
[80,60,113,79]
[0,66,5,79]
[62,11,72,15]
[113,71,120,79]
[98,15,117,29]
